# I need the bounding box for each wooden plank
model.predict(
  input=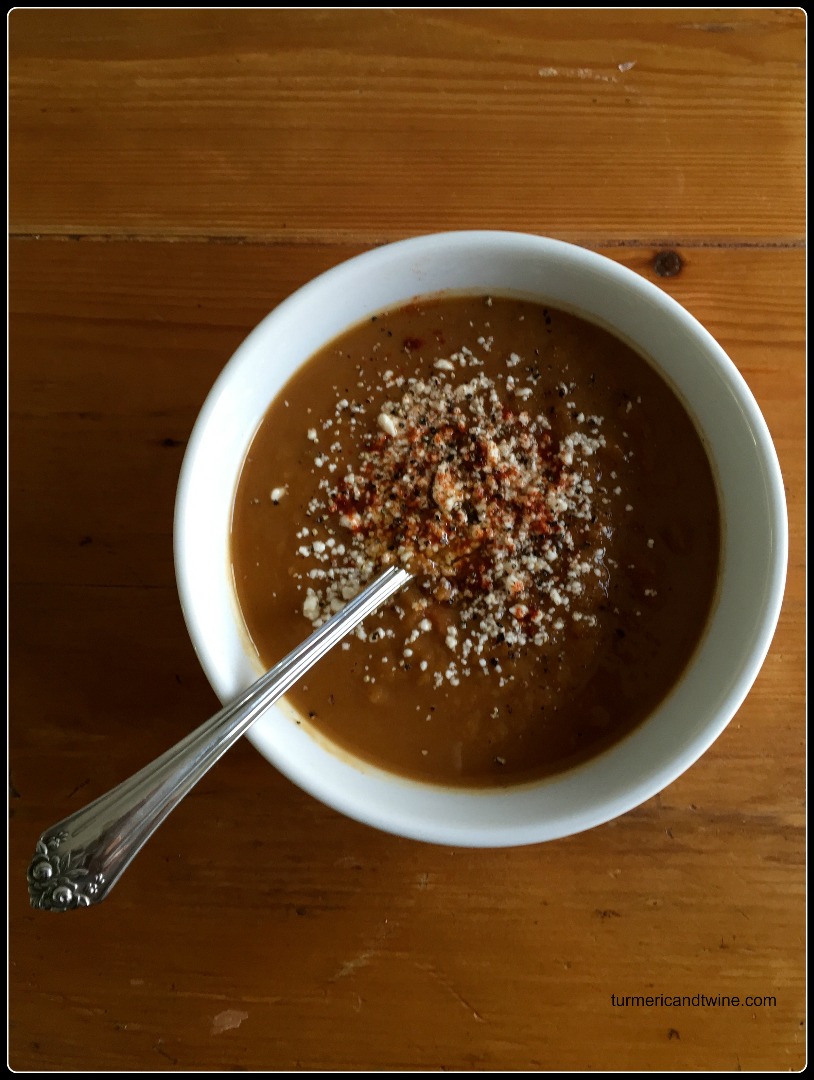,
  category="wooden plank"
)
[9,238,805,1071]
[9,9,805,243]
[8,683,806,1071]
[9,239,805,588]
